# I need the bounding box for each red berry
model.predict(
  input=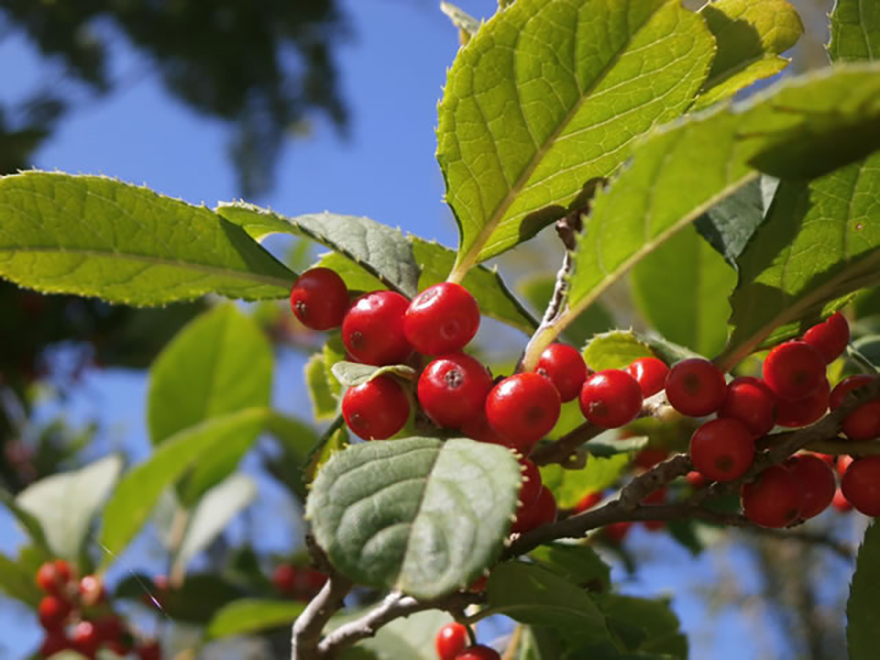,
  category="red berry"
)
[832,487,853,512]
[742,465,804,528]
[468,575,488,593]
[775,379,829,428]
[342,291,411,365]
[137,640,162,660]
[830,375,876,410]
[40,630,70,657]
[511,486,557,534]
[486,374,561,454]
[455,646,501,660]
[641,487,667,505]
[518,459,542,509]
[273,564,297,593]
[93,615,125,643]
[602,521,632,543]
[718,376,777,436]
[435,622,469,660]
[803,312,849,363]
[837,454,854,477]
[689,419,754,482]
[38,594,71,630]
[579,370,643,428]
[665,359,727,417]
[685,471,709,488]
[289,268,349,331]
[762,341,826,401]
[418,354,493,429]
[841,456,880,516]
[634,447,669,471]
[786,454,835,519]
[342,376,410,440]
[303,570,328,595]
[842,400,880,441]
[536,344,588,402]
[462,413,534,455]
[626,357,669,398]
[404,283,480,355]
[72,621,101,657]
[79,574,105,607]
[36,559,74,595]
[573,490,602,513]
